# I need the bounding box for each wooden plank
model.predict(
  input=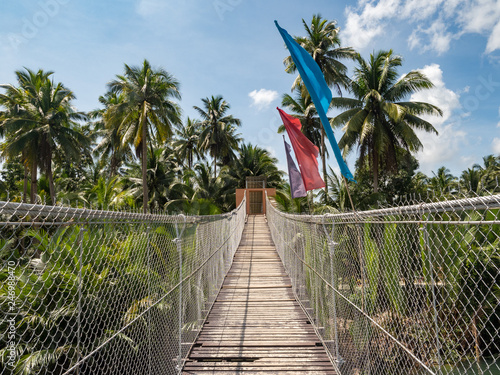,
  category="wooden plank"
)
[182,215,337,374]
[182,363,332,374]
[183,371,337,375]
